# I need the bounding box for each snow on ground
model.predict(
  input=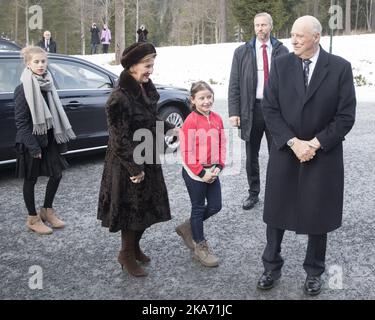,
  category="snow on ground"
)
[75,34,375,102]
